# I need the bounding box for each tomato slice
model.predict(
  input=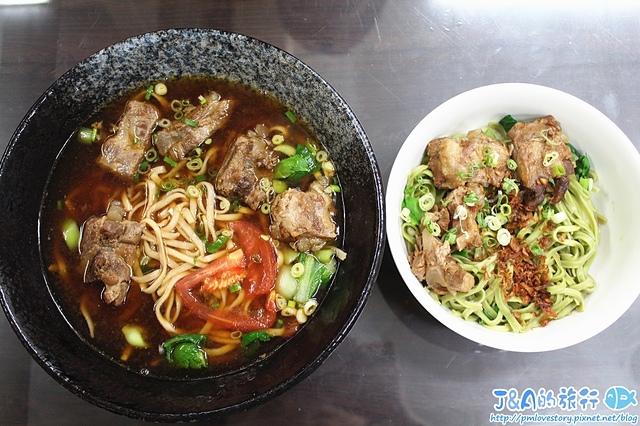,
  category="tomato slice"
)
[174,221,278,332]
[175,249,246,292]
[228,220,277,297]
